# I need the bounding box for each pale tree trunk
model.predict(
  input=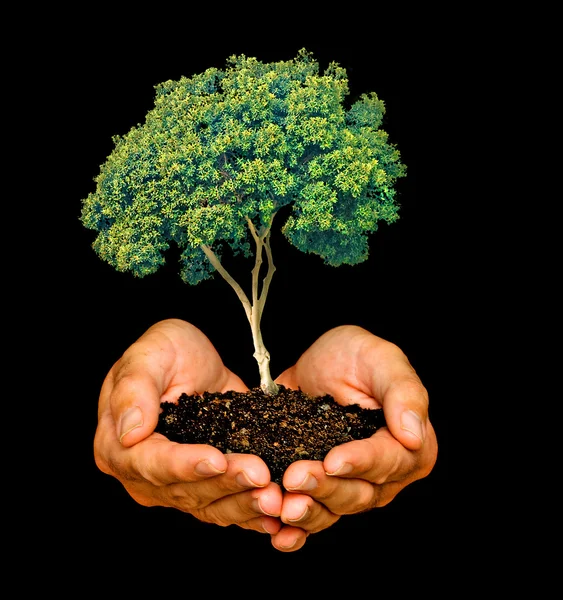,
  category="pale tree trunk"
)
[200,213,279,395]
